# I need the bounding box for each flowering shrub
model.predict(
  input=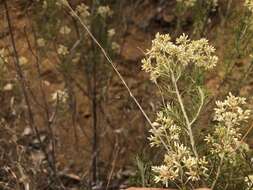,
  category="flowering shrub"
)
[205,93,250,156]
[176,0,217,8]
[176,0,197,8]
[142,33,253,189]
[245,0,253,13]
